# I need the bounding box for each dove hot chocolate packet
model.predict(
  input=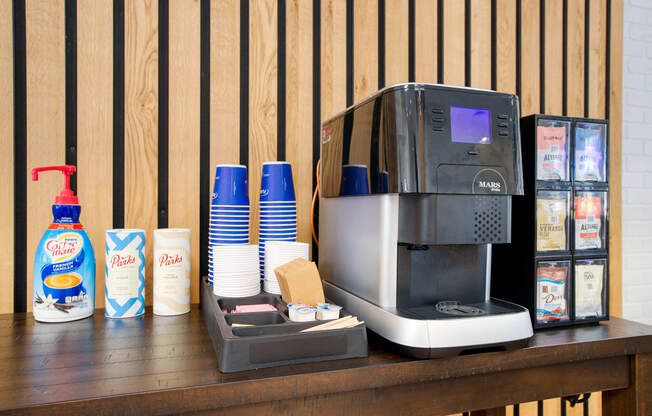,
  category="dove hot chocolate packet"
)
[536,261,570,323]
